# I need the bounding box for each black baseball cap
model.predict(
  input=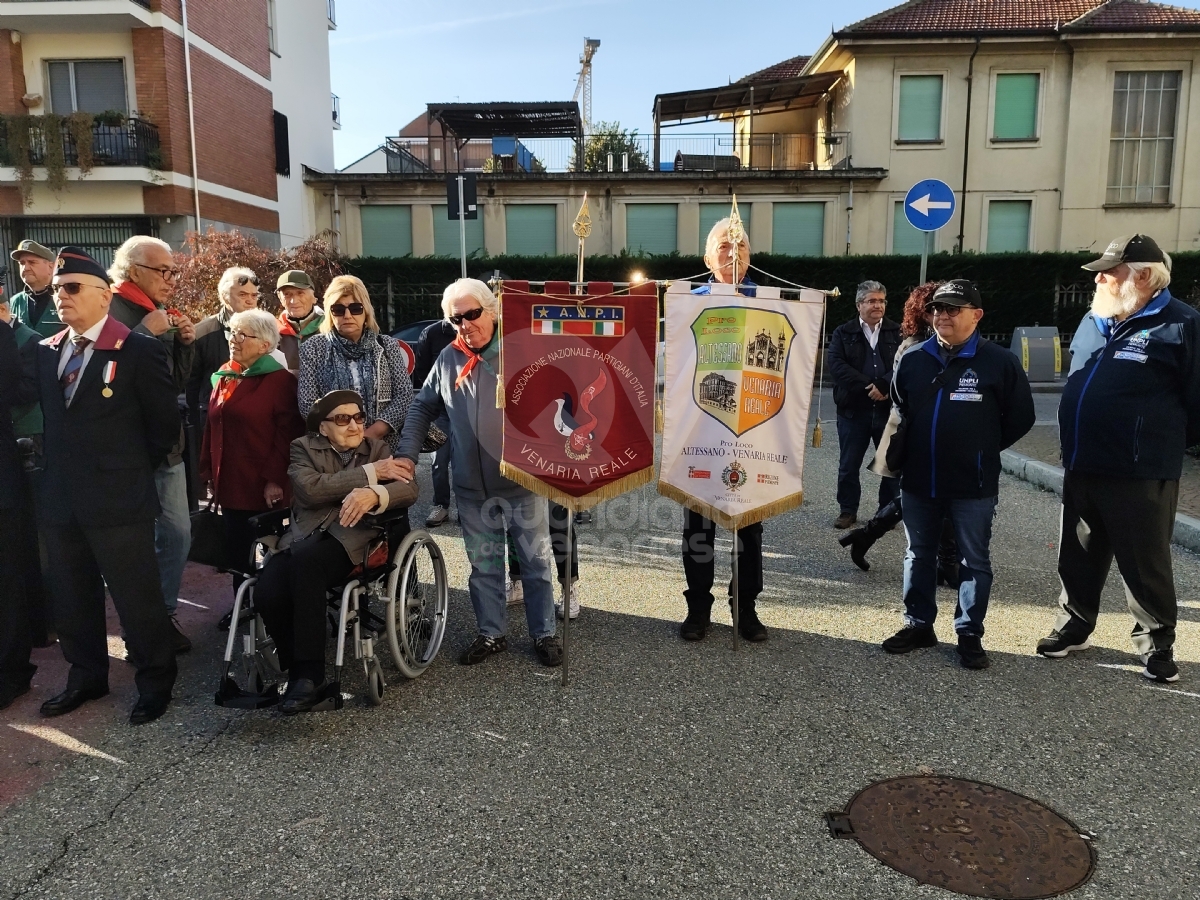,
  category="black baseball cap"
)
[926,279,982,310]
[1082,234,1167,272]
